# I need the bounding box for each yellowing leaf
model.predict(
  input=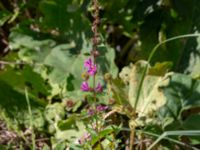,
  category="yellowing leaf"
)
[149,61,173,76]
[119,61,169,126]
